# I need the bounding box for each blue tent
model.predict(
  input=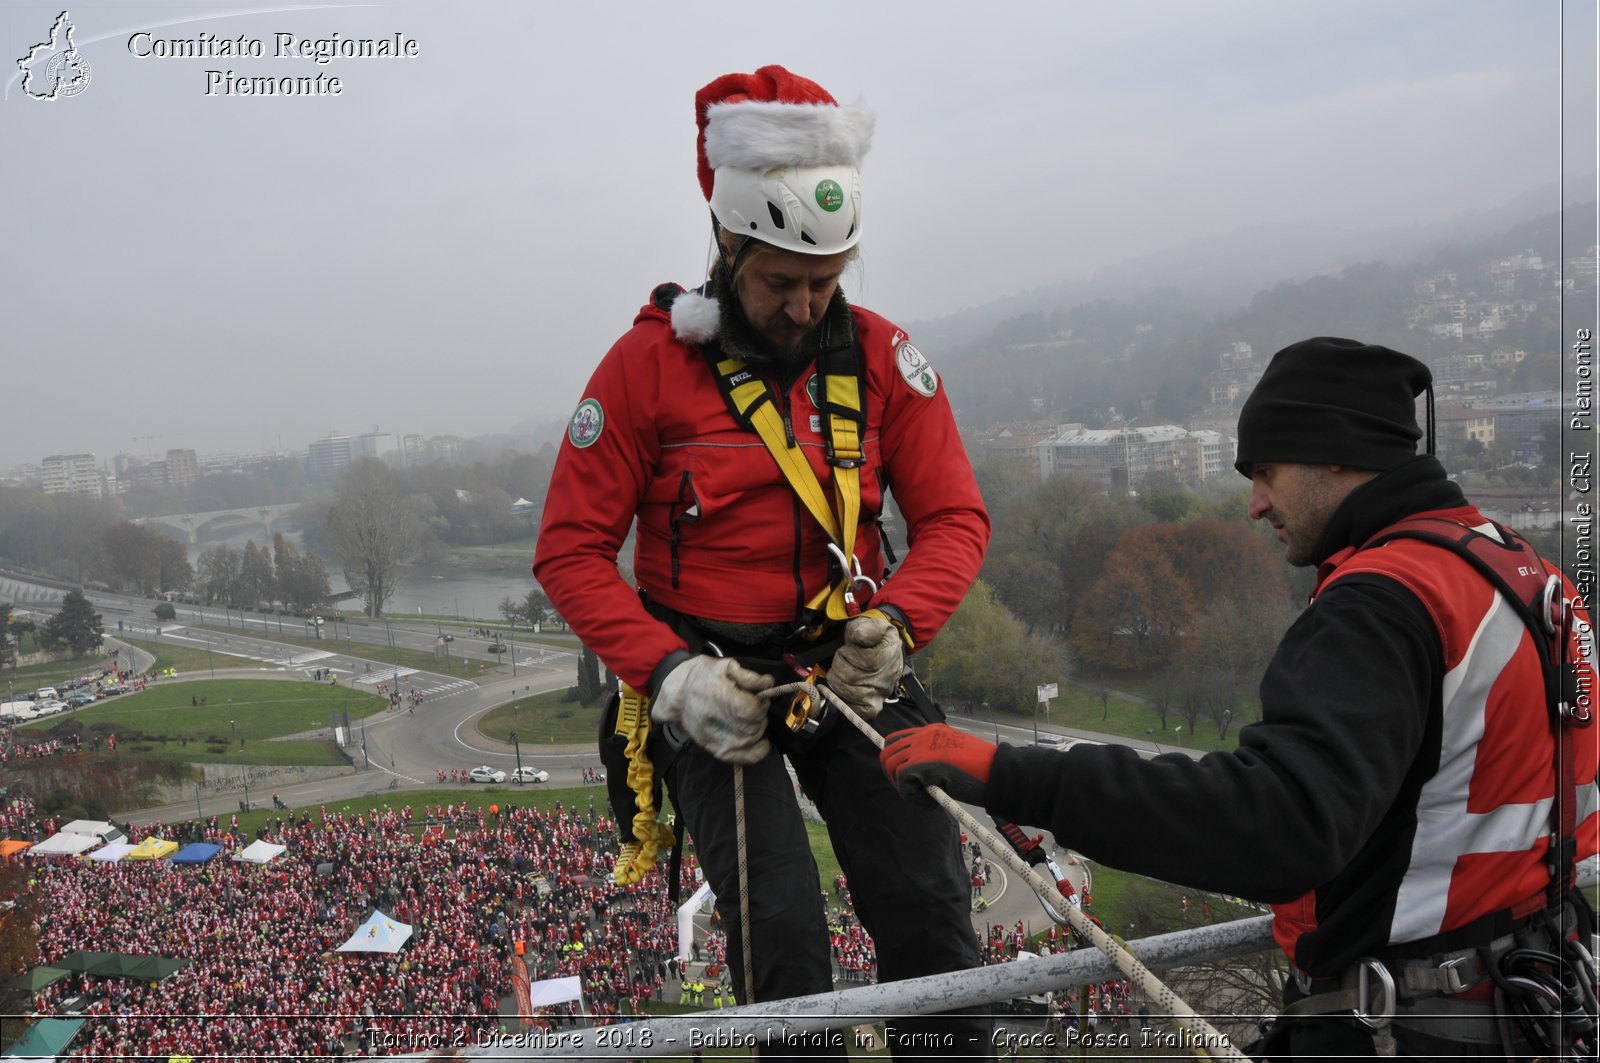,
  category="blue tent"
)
[171,842,221,864]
